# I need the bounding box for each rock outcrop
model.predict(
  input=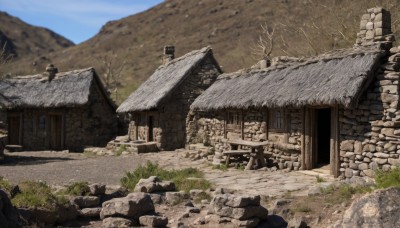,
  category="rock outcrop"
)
[134,176,175,193]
